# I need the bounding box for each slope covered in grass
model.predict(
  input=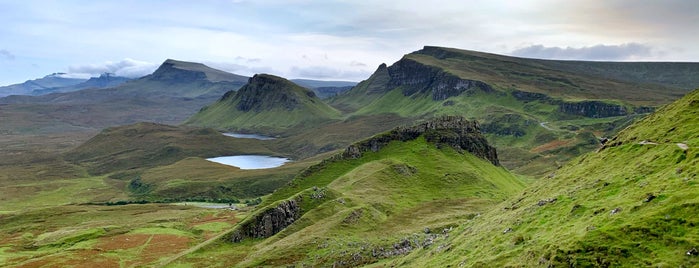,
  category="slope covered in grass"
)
[186,74,342,135]
[172,116,526,267]
[326,46,697,176]
[390,89,699,267]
